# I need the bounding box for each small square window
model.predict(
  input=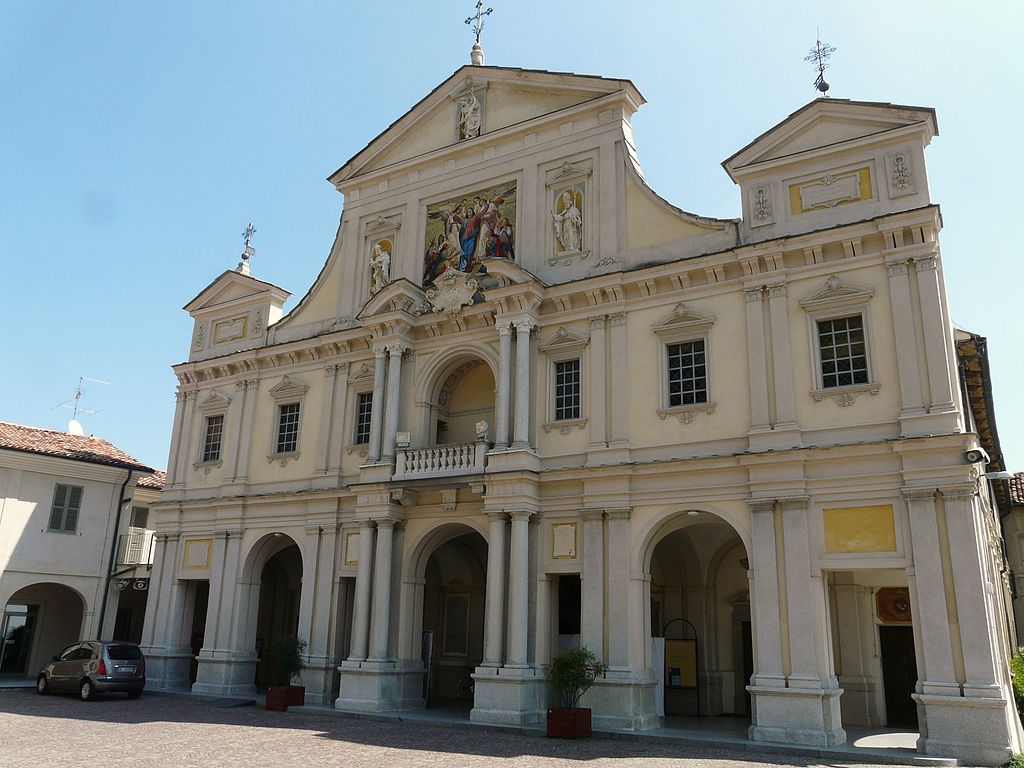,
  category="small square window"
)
[276,402,301,454]
[817,316,869,388]
[554,359,581,421]
[202,414,224,462]
[130,506,149,529]
[354,392,373,445]
[48,484,83,533]
[666,340,708,407]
